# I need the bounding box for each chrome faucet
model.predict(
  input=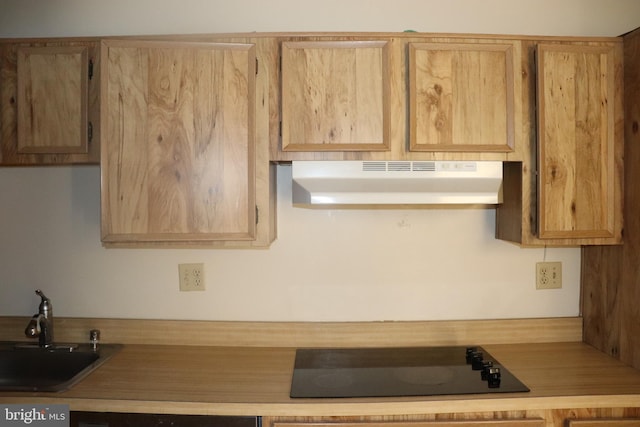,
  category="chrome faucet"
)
[24,289,54,348]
